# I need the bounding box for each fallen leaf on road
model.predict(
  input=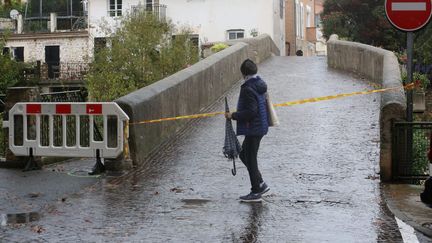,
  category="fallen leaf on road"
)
[31,225,45,234]
[28,192,41,198]
[170,187,184,193]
